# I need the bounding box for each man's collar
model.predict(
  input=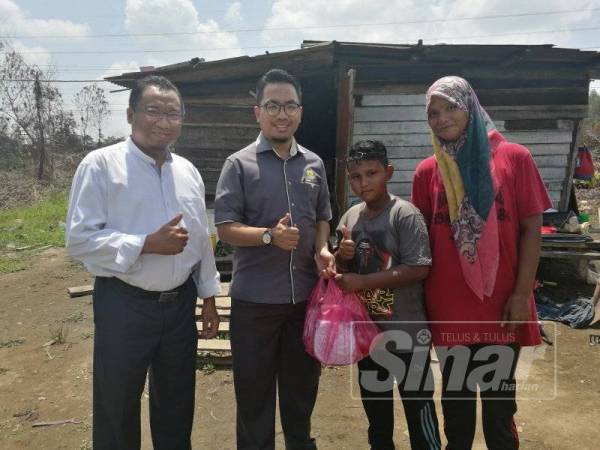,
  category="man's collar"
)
[126,136,173,164]
[256,132,305,157]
